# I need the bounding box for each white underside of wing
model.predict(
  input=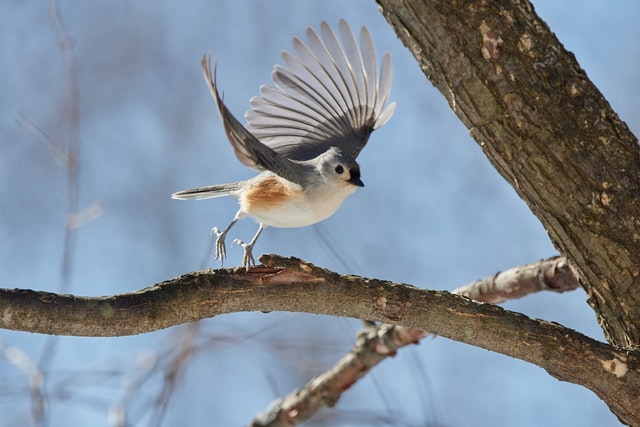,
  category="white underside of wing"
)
[245,19,396,160]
